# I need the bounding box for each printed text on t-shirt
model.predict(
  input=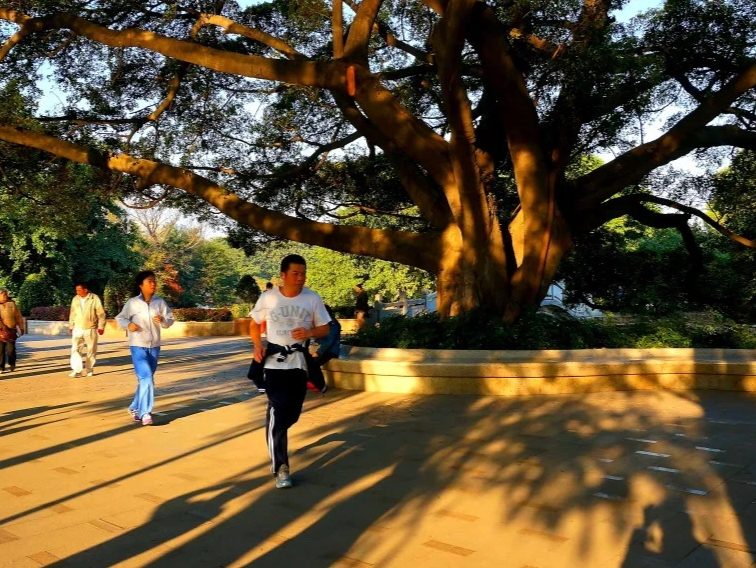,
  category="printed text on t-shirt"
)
[269,305,312,336]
